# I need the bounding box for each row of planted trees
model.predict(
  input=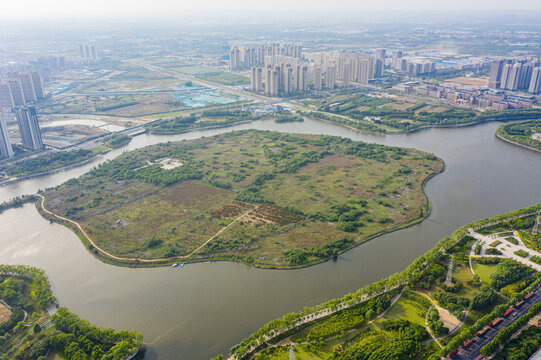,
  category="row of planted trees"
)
[227,203,541,359]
